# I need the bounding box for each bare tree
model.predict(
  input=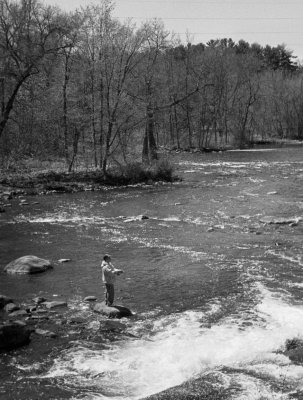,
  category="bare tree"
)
[0,0,72,139]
